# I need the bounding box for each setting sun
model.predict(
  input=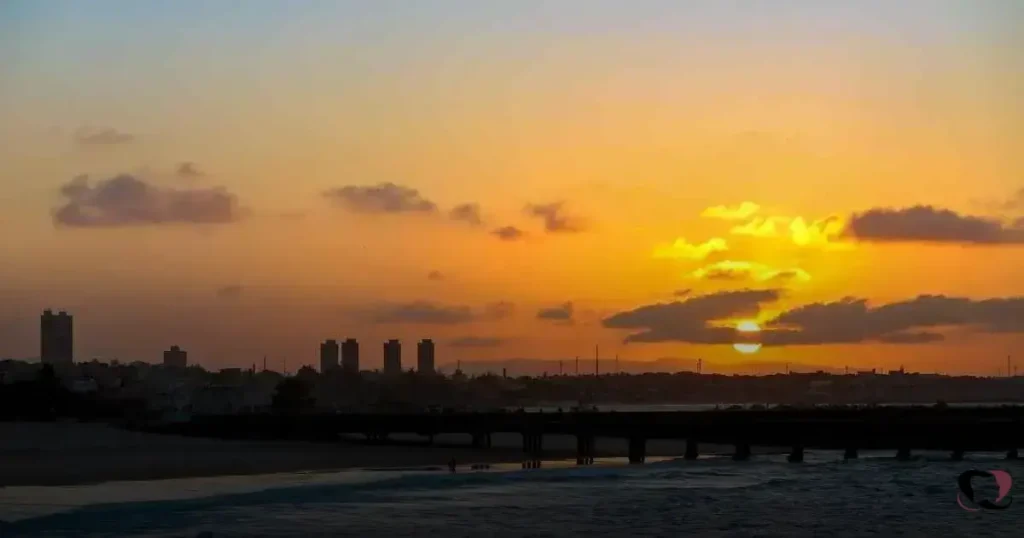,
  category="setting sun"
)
[734,320,762,354]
